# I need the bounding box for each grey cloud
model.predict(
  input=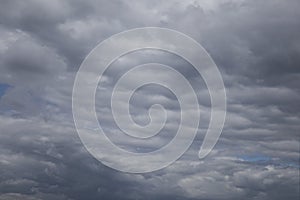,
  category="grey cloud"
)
[0,0,299,199]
